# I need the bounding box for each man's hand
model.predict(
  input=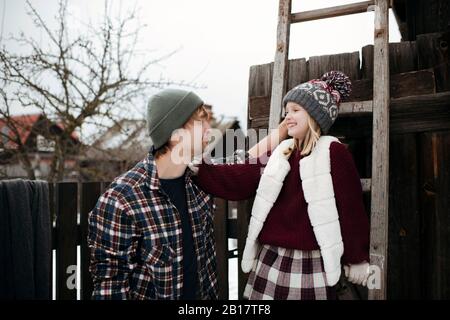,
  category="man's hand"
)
[344,261,370,286]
